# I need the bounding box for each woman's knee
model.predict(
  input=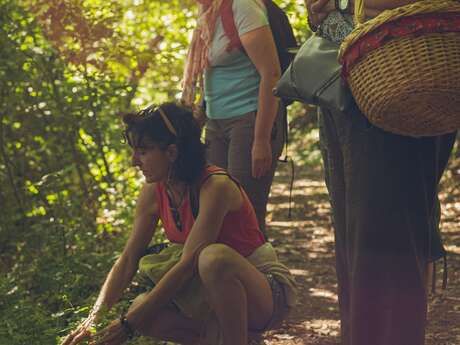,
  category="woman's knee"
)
[197,243,239,283]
